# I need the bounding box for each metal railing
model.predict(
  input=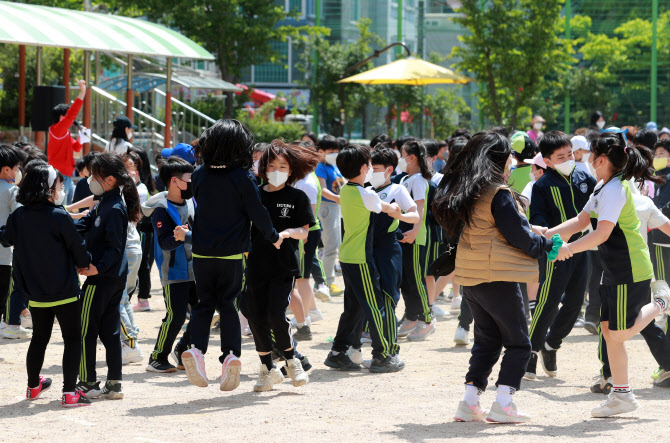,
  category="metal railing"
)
[153,89,216,145]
